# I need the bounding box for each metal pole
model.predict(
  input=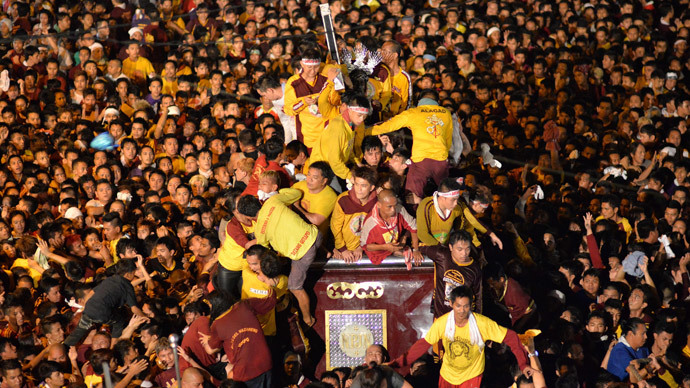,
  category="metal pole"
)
[102,362,113,388]
[169,334,182,388]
